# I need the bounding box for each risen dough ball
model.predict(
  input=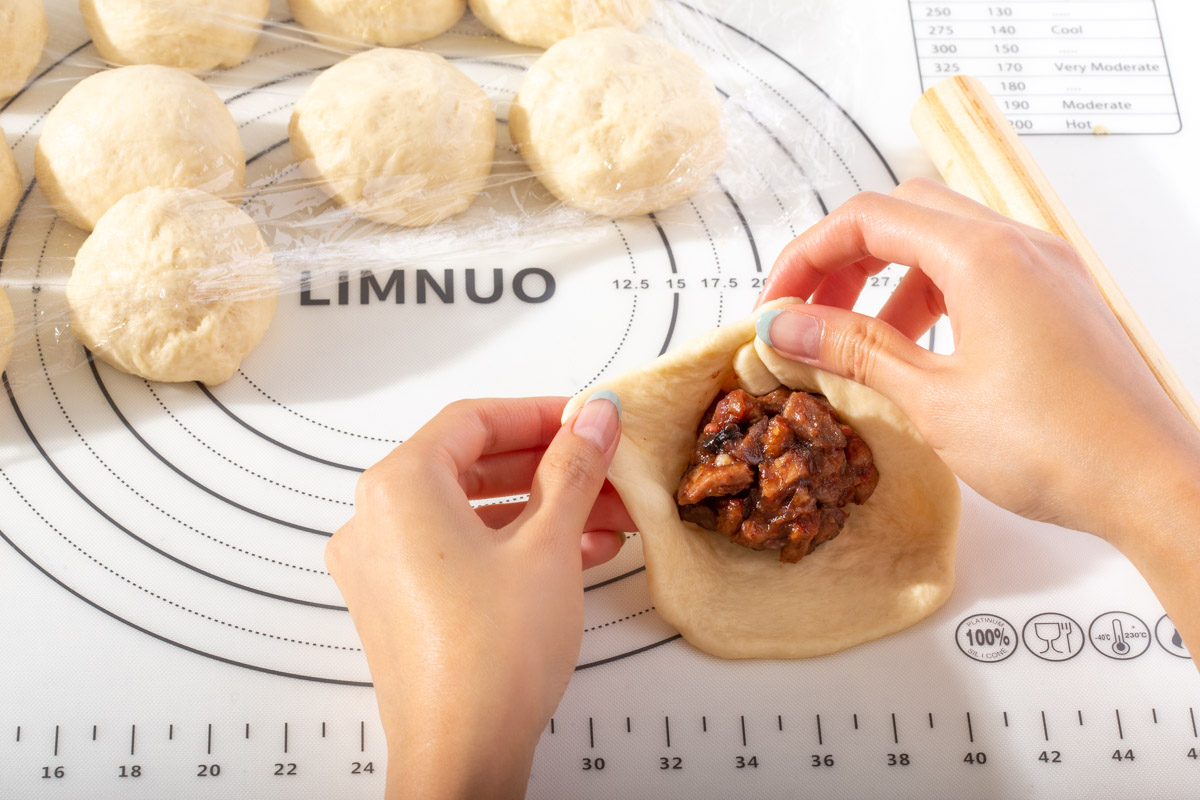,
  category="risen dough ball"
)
[0,286,12,374]
[67,187,278,385]
[0,0,48,100]
[470,0,650,49]
[80,0,271,71]
[35,65,245,231]
[1,129,20,227]
[287,0,464,47]
[290,48,496,227]
[510,27,723,217]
